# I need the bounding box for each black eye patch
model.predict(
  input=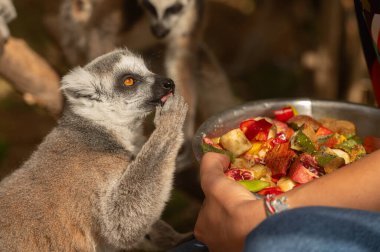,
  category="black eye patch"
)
[164,3,183,17]
[141,0,158,17]
[115,73,144,93]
